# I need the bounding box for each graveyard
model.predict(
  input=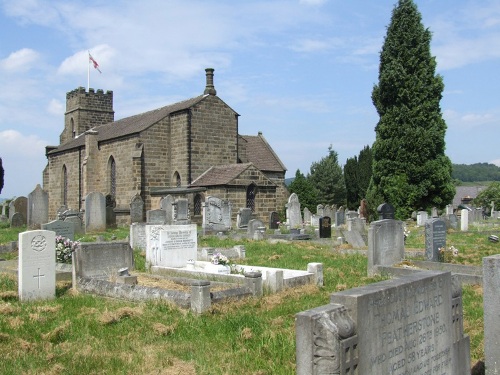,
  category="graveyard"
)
[0,193,499,374]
